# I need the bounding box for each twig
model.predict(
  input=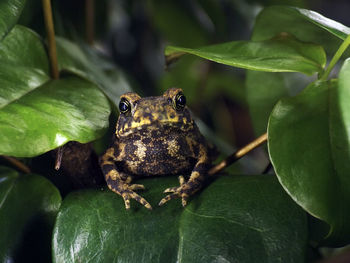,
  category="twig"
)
[85,0,95,45]
[42,0,59,79]
[42,0,64,169]
[208,132,268,176]
[1,156,31,174]
[54,145,65,170]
